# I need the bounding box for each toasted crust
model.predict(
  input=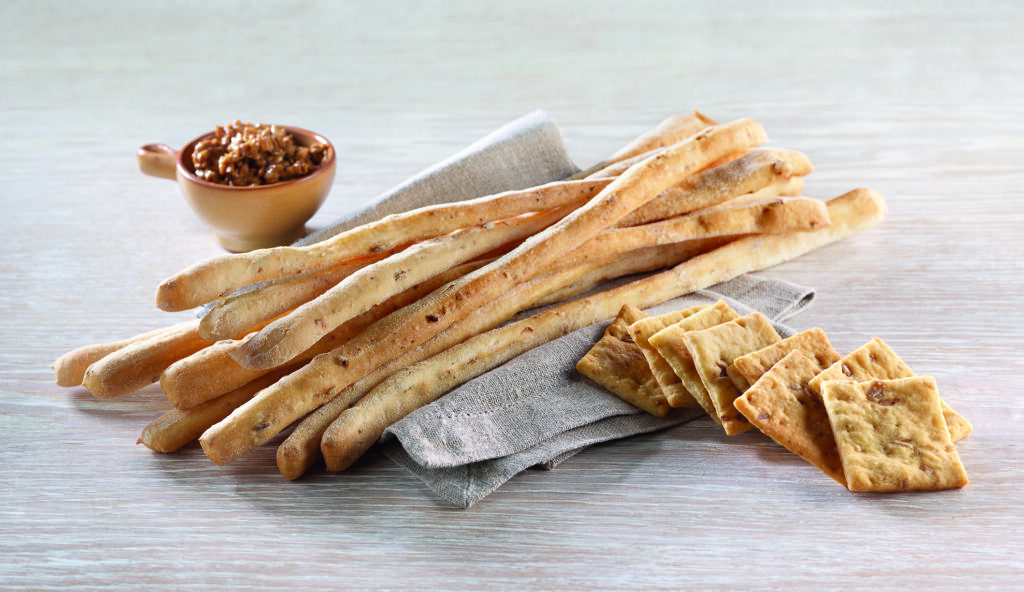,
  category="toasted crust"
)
[626,306,708,409]
[577,305,669,417]
[727,327,840,392]
[808,337,972,442]
[821,377,968,492]
[645,301,740,419]
[682,312,782,434]
[734,351,845,485]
